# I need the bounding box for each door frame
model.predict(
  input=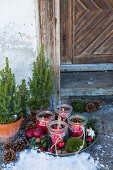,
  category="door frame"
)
[37,0,113,104]
[38,0,61,105]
